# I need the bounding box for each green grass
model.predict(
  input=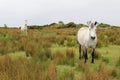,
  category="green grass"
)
[7,51,27,60]
[52,45,120,80]
[97,45,120,64]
